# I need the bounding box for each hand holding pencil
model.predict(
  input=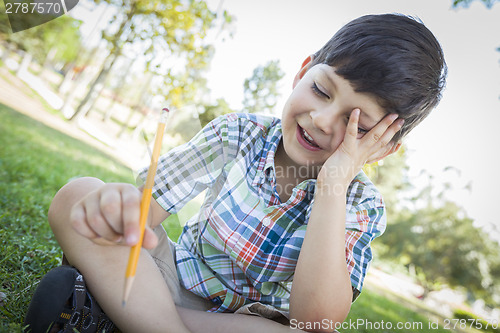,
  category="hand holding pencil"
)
[122,108,169,306]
